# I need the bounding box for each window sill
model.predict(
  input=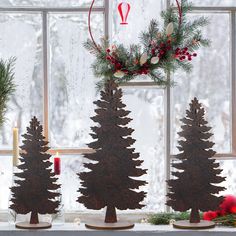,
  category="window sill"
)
[0,223,235,235]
